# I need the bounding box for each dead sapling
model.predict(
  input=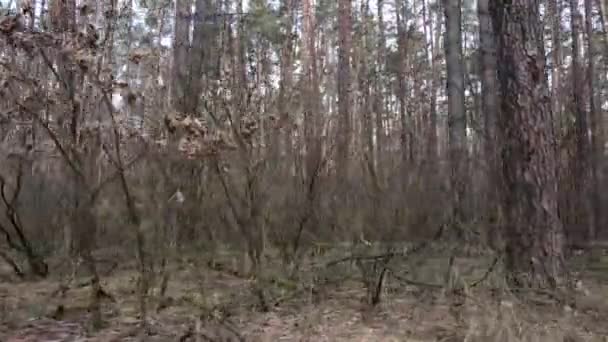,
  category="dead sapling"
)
[355,252,393,306]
